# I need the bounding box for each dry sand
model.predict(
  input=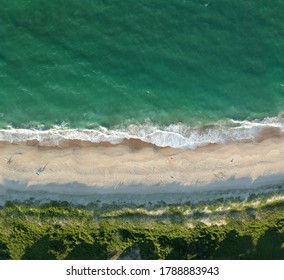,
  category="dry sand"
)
[0,136,284,192]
